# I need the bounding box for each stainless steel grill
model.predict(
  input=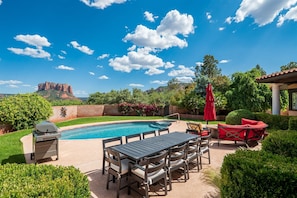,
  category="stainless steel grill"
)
[31,121,61,163]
